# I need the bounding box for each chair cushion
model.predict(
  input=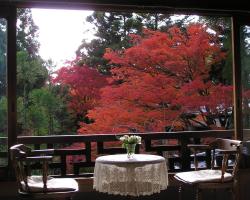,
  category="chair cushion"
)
[21,176,78,193]
[174,169,233,184]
